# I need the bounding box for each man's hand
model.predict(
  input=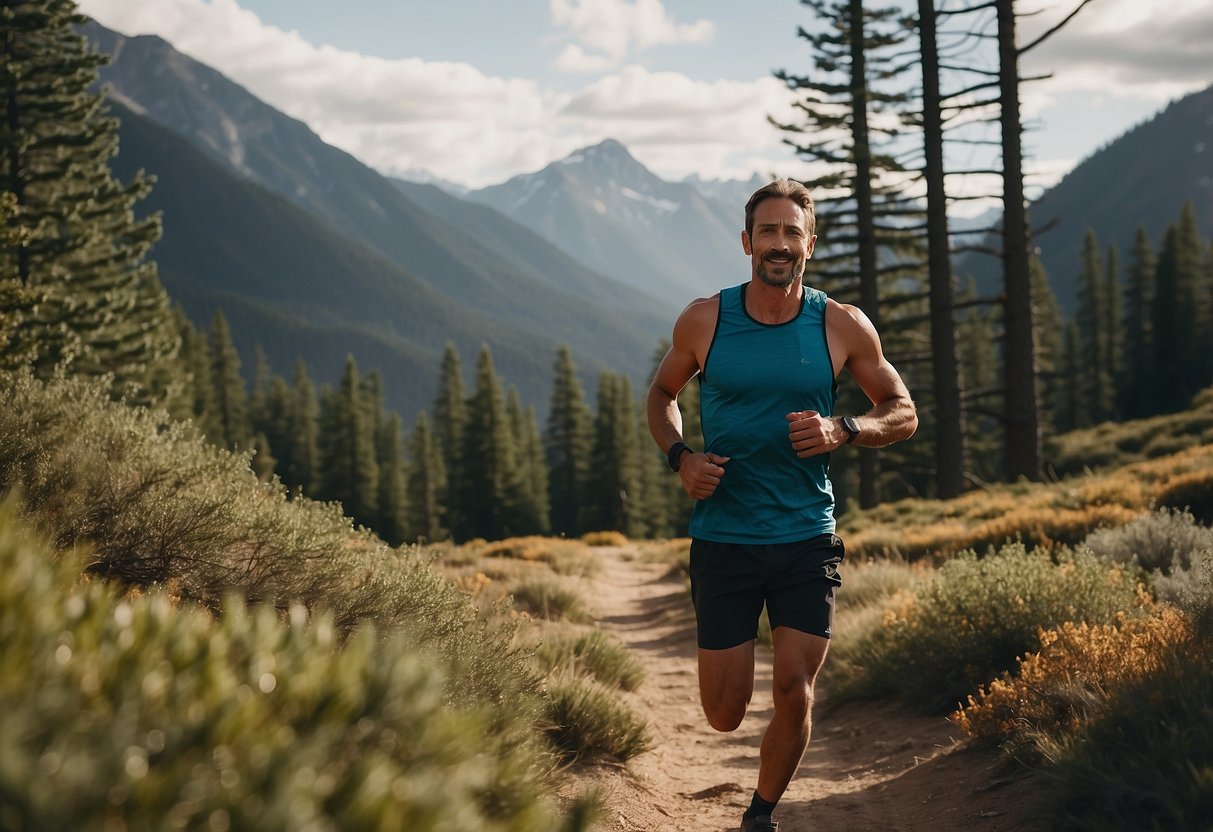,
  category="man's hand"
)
[679,452,730,500]
[786,410,845,458]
